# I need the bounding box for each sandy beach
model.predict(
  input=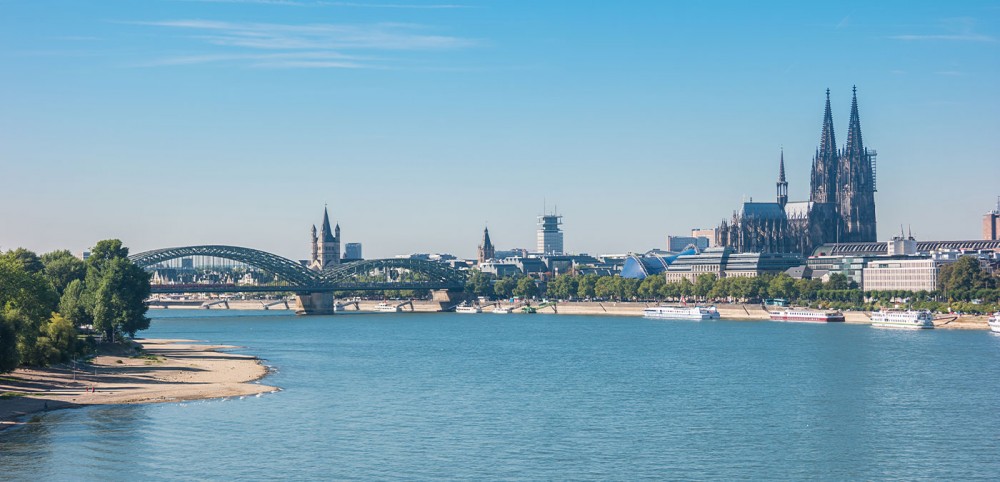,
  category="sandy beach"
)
[0,339,277,432]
